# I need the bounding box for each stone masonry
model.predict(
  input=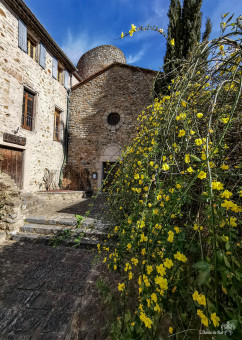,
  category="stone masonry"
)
[66,57,156,190]
[0,0,75,191]
[0,172,22,238]
[77,45,126,80]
